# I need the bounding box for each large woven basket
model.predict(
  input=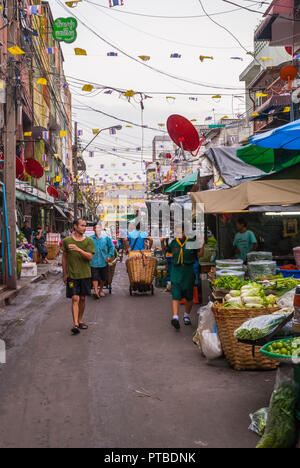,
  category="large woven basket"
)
[107,260,117,285]
[126,254,157,290]
[212,302,280,371]
[46,244,60,260]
